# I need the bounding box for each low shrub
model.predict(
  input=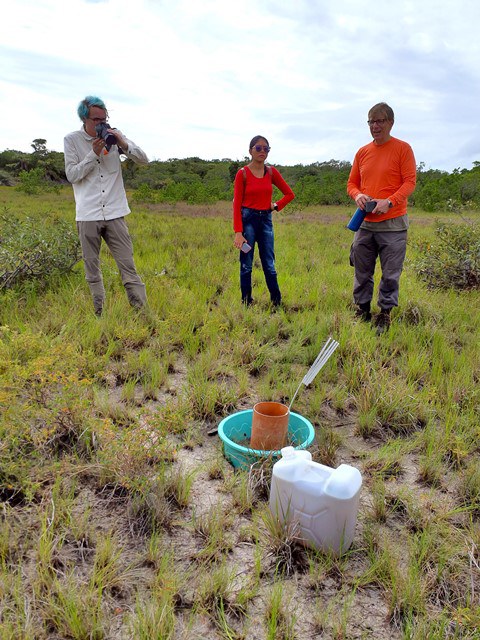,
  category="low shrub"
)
[0,169,15,186]
[16,167,62,195]
[0,213,81,290]
[413,220,480,289]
